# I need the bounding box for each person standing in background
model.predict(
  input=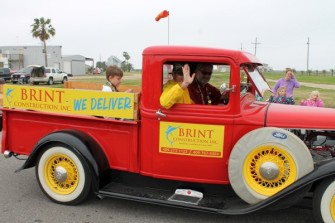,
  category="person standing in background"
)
[272,68,300,98]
